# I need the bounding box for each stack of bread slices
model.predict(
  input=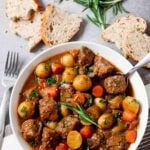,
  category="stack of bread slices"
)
[101,15,150,68]
[5,0,82,51]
